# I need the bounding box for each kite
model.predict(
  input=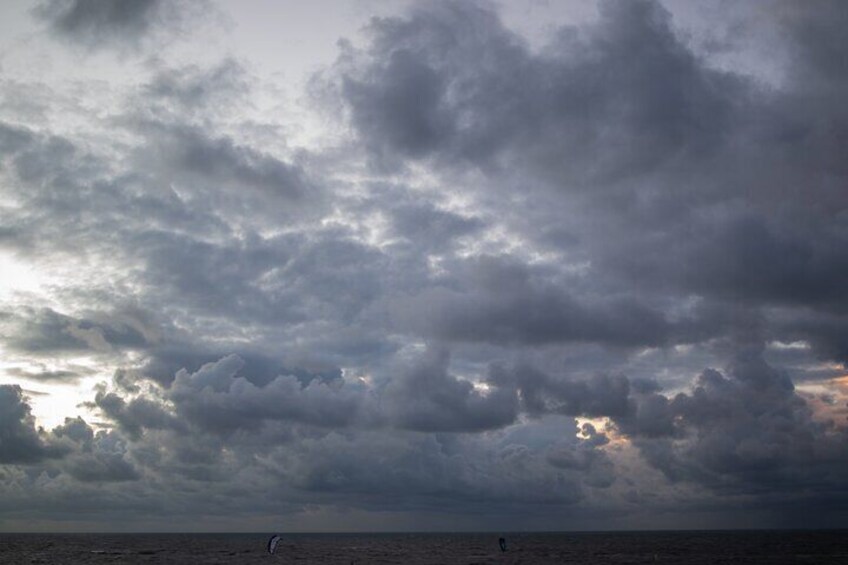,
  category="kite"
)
[267,534,282,555]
